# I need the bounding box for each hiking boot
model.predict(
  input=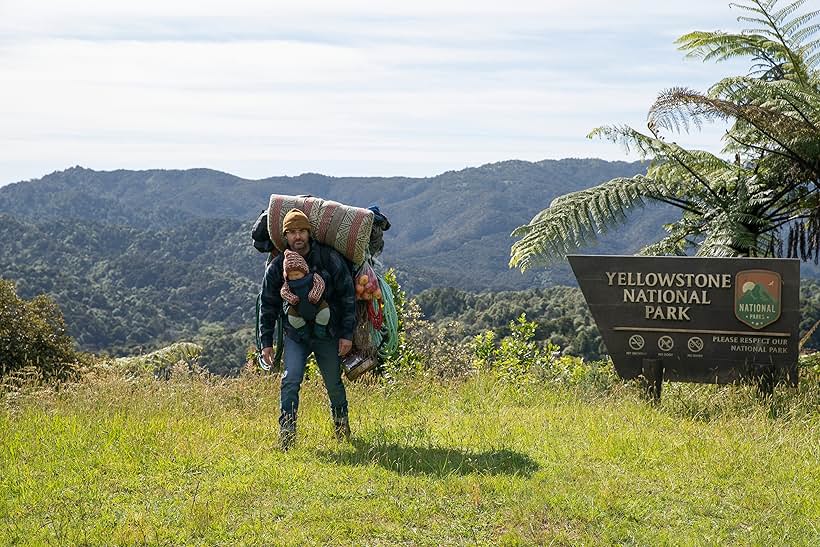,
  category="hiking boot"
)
[280,416,297,451]
[280,427,296,451]
[333,416,351,442]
